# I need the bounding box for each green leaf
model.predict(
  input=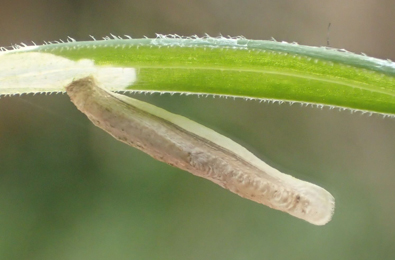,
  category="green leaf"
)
[1,35,395,115]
